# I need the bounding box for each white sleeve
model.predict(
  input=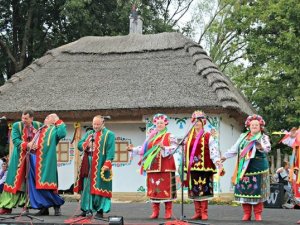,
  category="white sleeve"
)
[130,146,143,157]
[161,134,178,158]
[282,136,296,148]
[209,136,220,164]
[258,134,271,153]
[0,171,7,185]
